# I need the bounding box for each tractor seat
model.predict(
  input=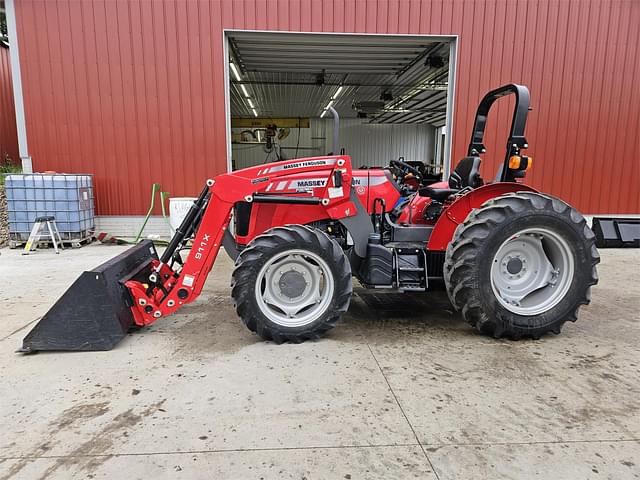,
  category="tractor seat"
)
[418,156,484,201]
[449,156,483,189]
[419,187,458,201]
